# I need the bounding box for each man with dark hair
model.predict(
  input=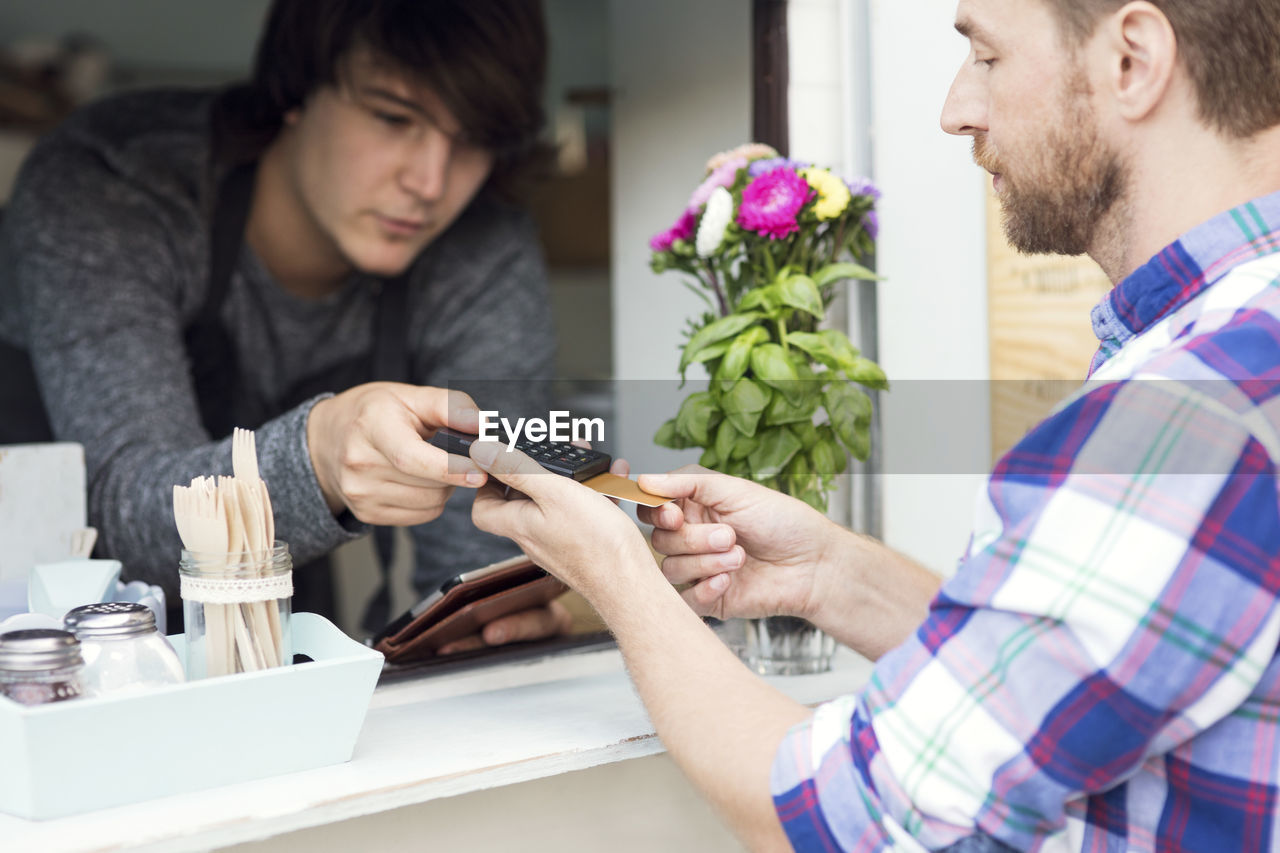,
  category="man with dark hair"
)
[461,0,1280,849]
[0,0,569,645]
